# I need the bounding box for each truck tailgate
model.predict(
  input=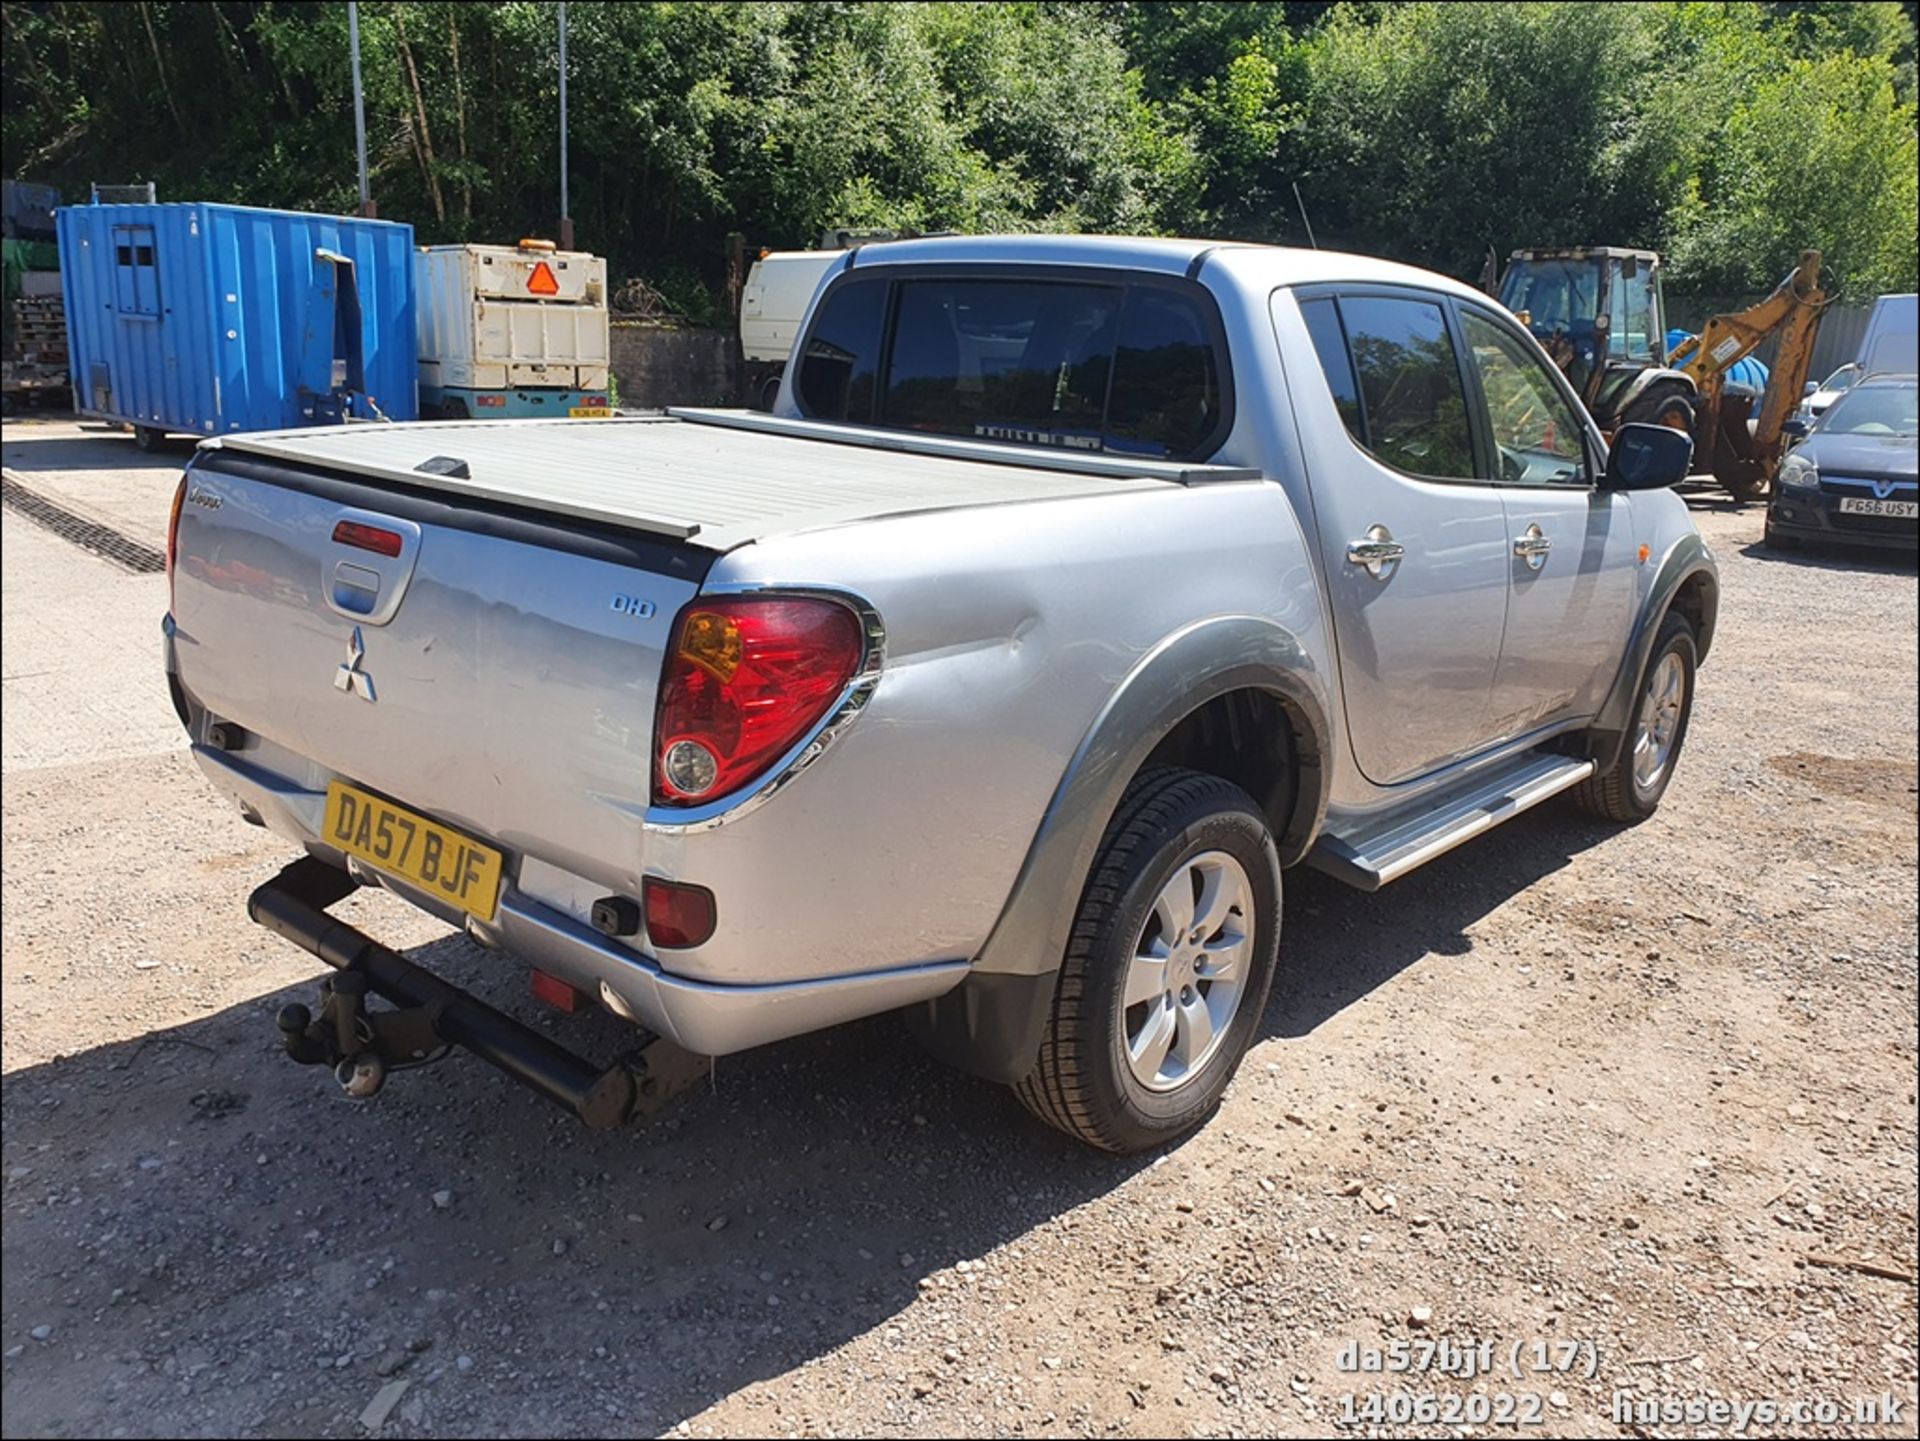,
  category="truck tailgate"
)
[170,452,706,897]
